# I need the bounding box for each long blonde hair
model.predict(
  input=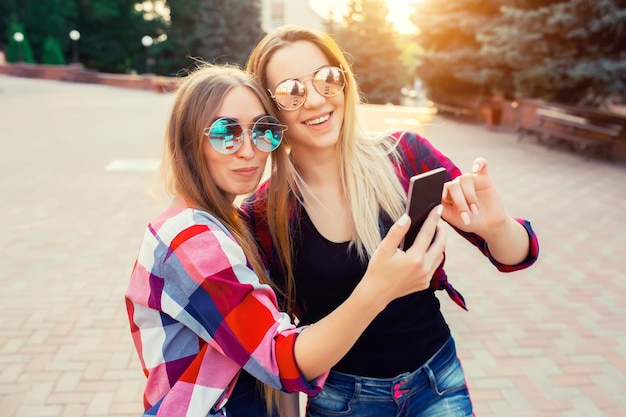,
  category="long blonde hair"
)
[161,62,286,414]
[246,25,406,314]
